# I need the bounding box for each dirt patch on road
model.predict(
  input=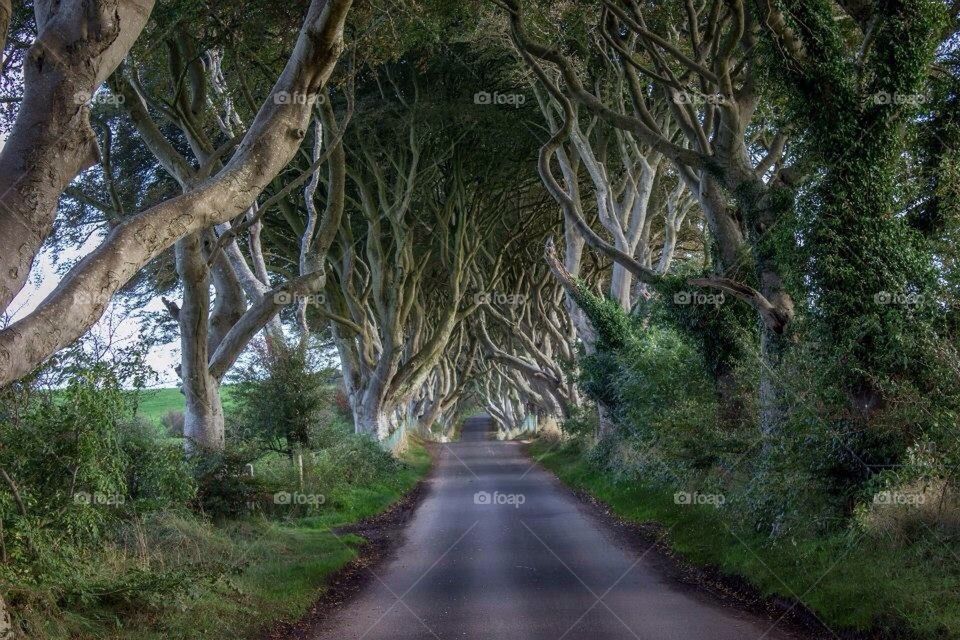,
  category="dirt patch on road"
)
[261,445,436,640]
